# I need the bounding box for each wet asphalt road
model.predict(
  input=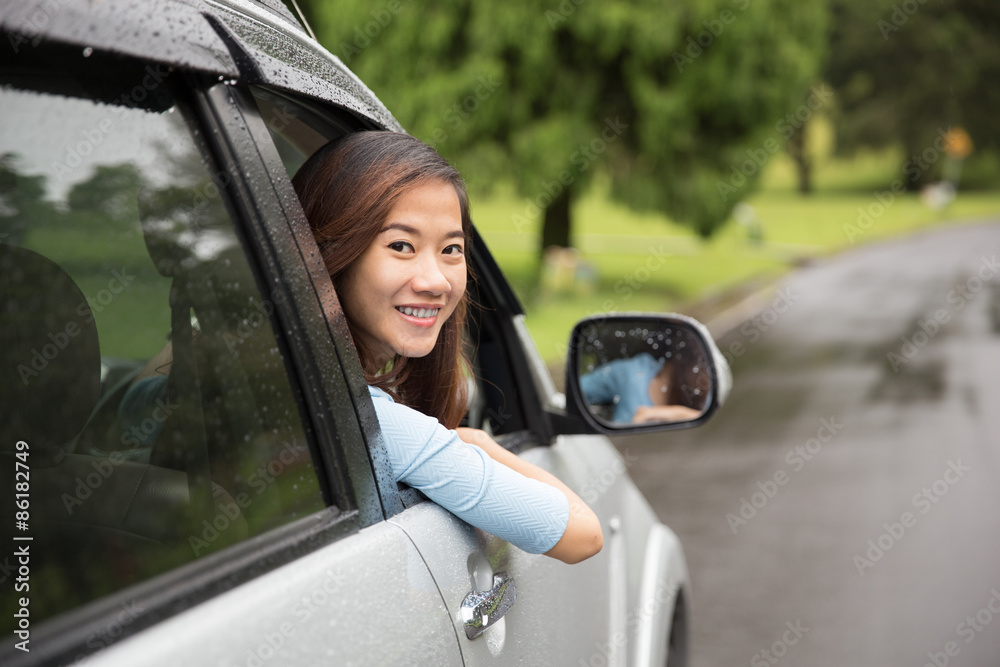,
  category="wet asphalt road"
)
[613,220,1000,666]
